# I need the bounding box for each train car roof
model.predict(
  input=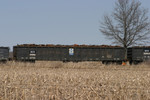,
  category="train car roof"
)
[130,46,150,48]
[14,44,122,48]
[0,47,9,49]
